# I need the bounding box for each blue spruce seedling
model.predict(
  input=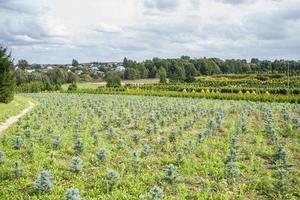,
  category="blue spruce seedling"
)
[117,139,125,149]
[13,161,23,177]
[148,186,164,199]
[74,138,84,153]
[132,133,140,143]
[0,151,5,165]
[65,188,83,200]
[33,170,53,193]
[70,156,83,173]
[13,136,23,150]
[97,148,108,161]
[141,186,164,200]
[53,136,62,149]
[164,164,177,183]
[106,169,120,192]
